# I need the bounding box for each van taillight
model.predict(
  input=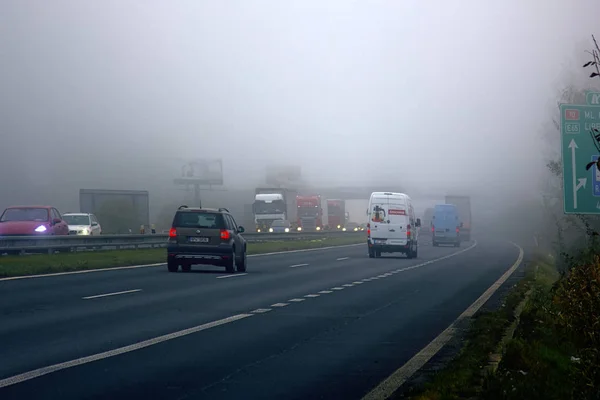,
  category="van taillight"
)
[169,228,177,238]
[431,225,435,232]
[407,224,411,238]
[220,229,230,240]
[456,227,460,233]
